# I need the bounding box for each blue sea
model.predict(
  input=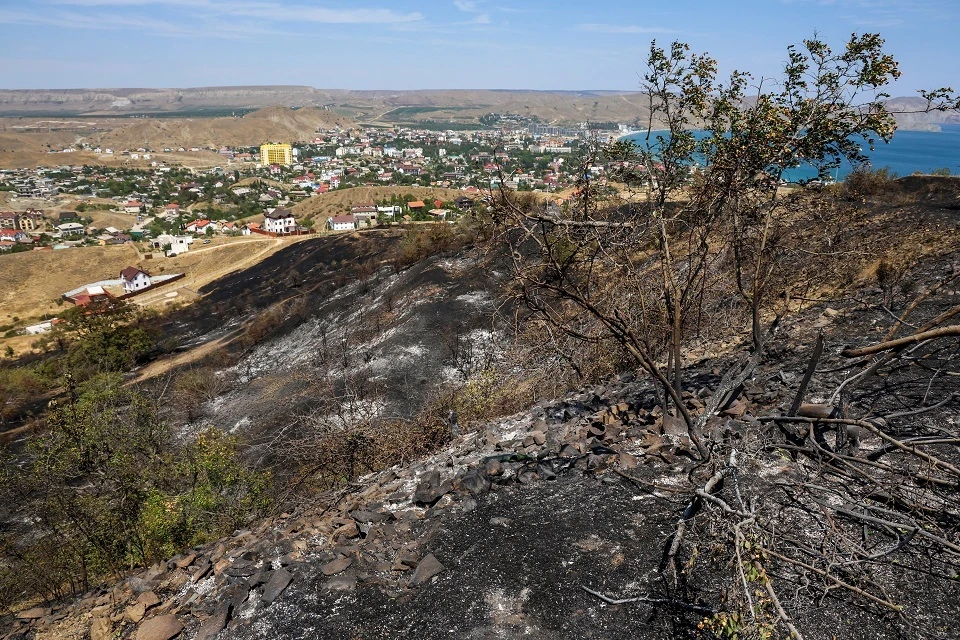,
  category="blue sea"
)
[624,124,960,182]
